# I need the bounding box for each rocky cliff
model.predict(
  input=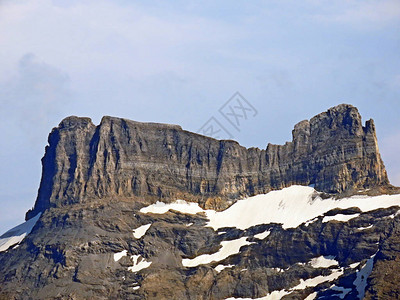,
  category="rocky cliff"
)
[1,104,399,300]
[26,104,389,220]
